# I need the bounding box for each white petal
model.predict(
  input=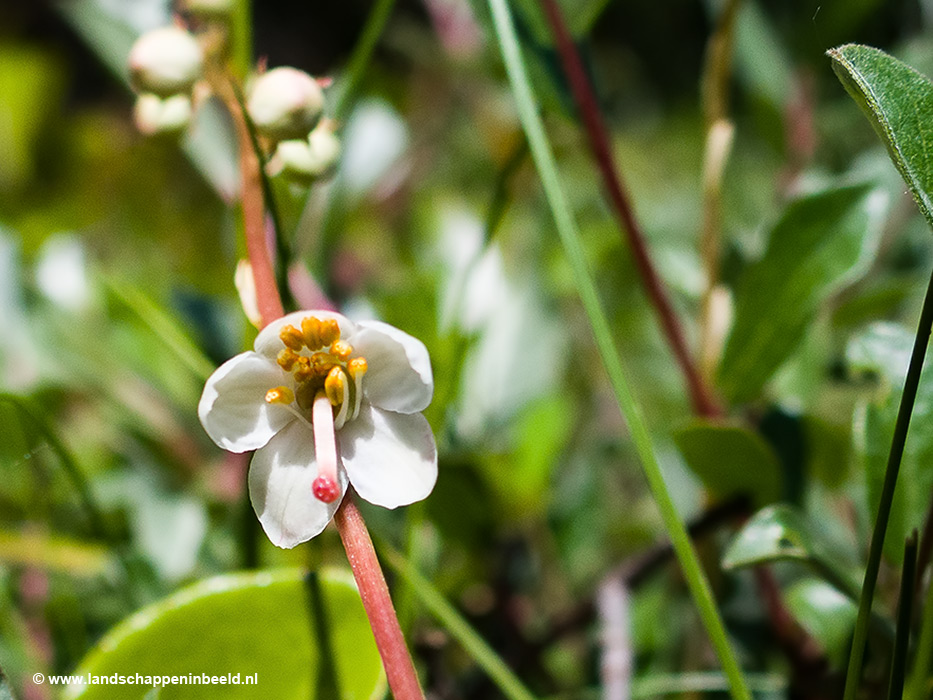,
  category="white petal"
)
[350,320,433,414]
[339,404,437,509]
[254,309,356,360]
[198,352,293,452]
[249,421,348,548]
